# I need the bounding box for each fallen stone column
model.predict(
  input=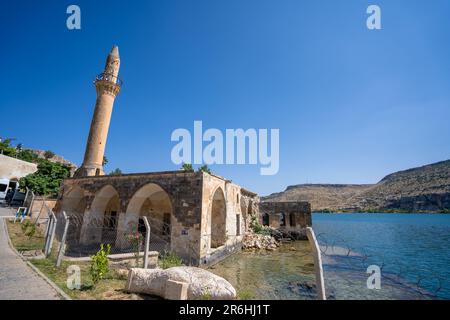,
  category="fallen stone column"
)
[126,266,236,300]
